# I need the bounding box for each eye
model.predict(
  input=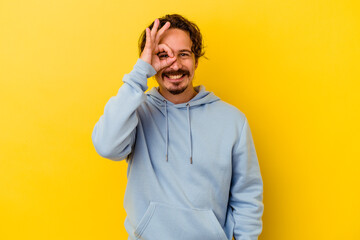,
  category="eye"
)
[180,53,190,57]
[158,53,169,59]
